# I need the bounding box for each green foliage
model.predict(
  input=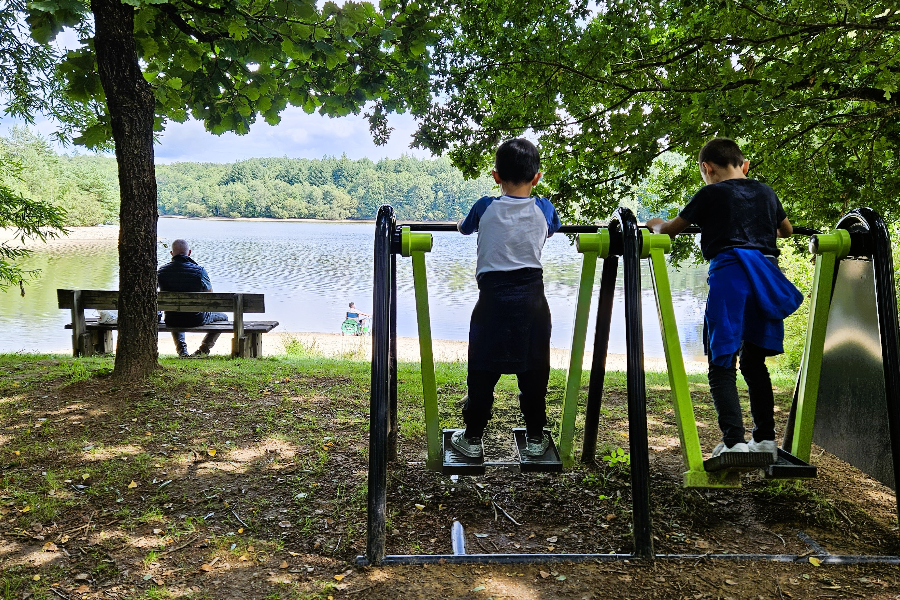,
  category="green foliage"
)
[0,127,118,227]
[602,447,631,469]
[25,0,437,148]
[0,138,68,291]
[416,1,900,230]
[156,155,496,221]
